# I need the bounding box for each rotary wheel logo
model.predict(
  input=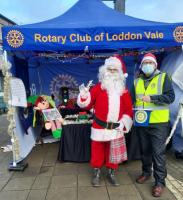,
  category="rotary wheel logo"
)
[50,74,78,103]
[173,26,183,43]
[151,83,156,89]
[6,30,24,48]
[135,110,147,123]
